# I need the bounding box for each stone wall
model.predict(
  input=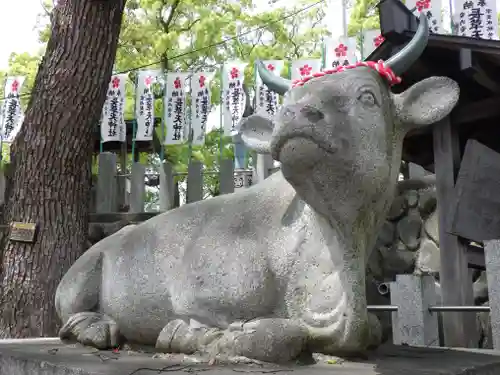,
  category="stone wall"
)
[368,176,439,282]
[368,175,492,348]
